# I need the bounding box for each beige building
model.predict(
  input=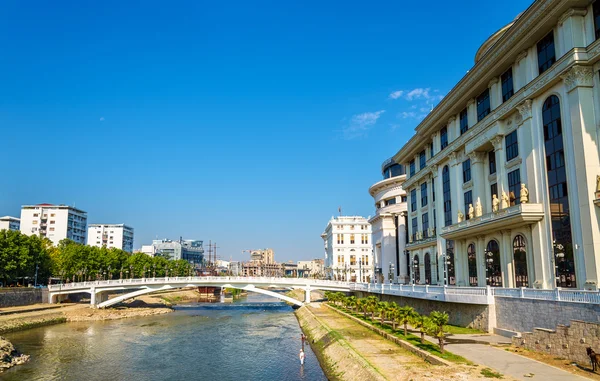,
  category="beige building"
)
[395,0,600,290]
[250,248,274,264]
